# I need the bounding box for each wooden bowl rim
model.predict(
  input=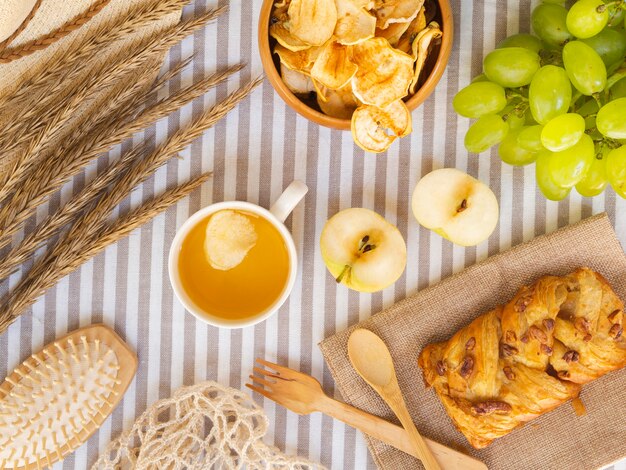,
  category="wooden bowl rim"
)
[258,0,454,131]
